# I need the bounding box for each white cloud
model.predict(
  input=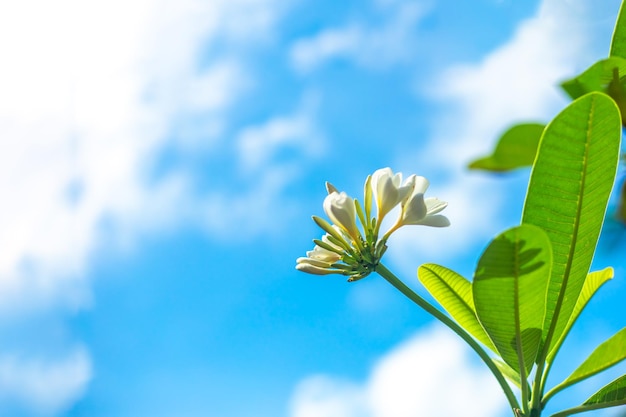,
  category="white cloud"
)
[388,0,609,269]
[290,376,368,417]
[0,347,91,416]
[197,163,303,239]
[185,92,326,240]
[289,324,507,417]
[236,94,324,174]
[0,0,293,307]
[427,0,593,167]
[0,0,306,412]
[290,2,427,73]
[291,25,363,73]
